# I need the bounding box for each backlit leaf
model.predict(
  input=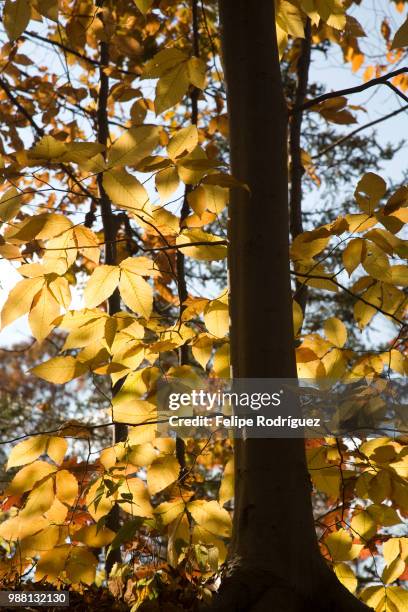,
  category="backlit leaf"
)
[84,265,120,308]
[31,356,88,384]
[119,270,153,319]
[147,454,179,495]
